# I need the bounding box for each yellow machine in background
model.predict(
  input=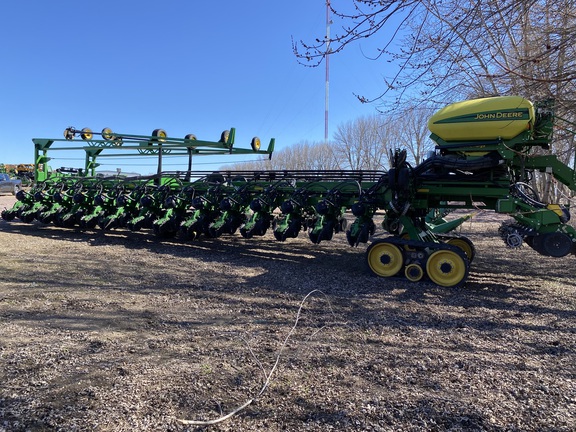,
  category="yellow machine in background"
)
[0,163,34,179]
